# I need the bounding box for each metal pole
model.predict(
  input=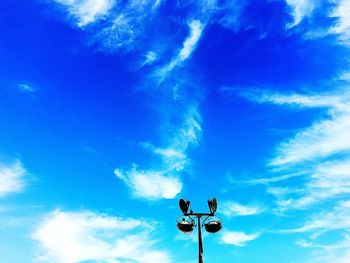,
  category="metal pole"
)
[198,216,203,263]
